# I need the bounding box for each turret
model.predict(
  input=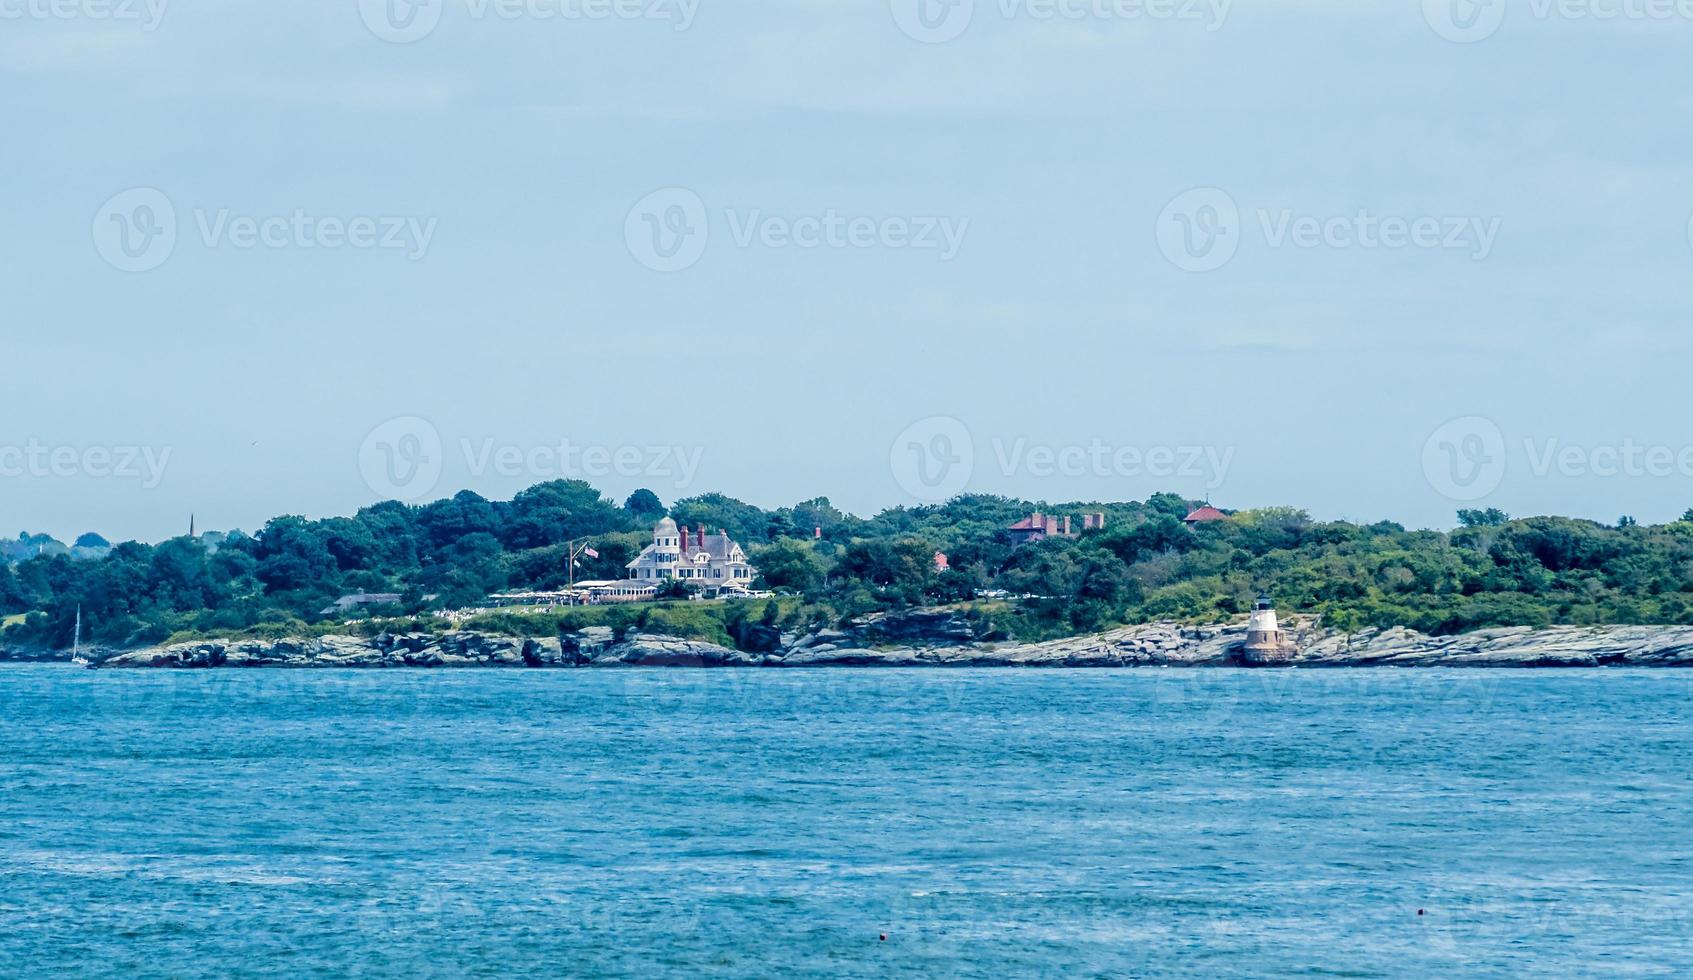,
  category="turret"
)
[1242,594,1296,666]
[652,517,680,559]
